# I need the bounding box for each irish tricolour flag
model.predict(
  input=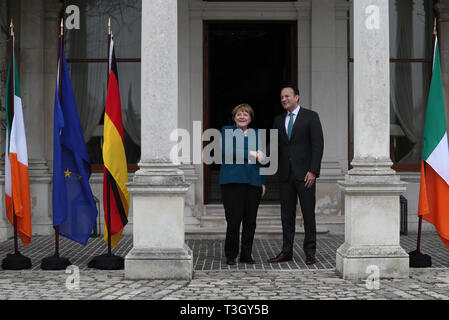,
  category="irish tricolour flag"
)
[418,36,449,250]
[4,39,32,246]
